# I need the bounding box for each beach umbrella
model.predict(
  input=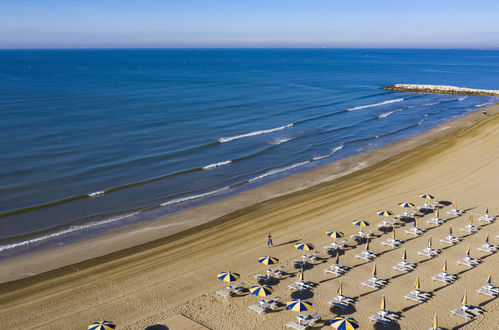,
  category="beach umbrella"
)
[377,210,393,217]
[295,242,314,251]
[402,249,407,261]
[250,285,273,297]
[428,237,433,247]
[330,316,359,330]
[298,268,304,281]
[335,255,341,265]
[461,290,468,305]
[432,314,439,330]
[419,194,434,200]
[258,256,279,266]
[449,225,453,235]
[487,273,492,285]
[413,219,418,227]
[326,231,345,239]
[352,220,369,227]
[372,264,377,277]
[399,202,415,208]
[485,233,490,244]
[364,239,371,251]
[337,282,343,295]
[469,215,474,225]
[287,299,313,313]
[88,321,116,330]
[391,229,396,239]
[217,271,240,282]
[434,209,440,218]
[380,295,386,310]
[453,200,457,209]
[442,260,448,273]
[465,245,471,257]
[485,208,489,215]
[414,277,420,290]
